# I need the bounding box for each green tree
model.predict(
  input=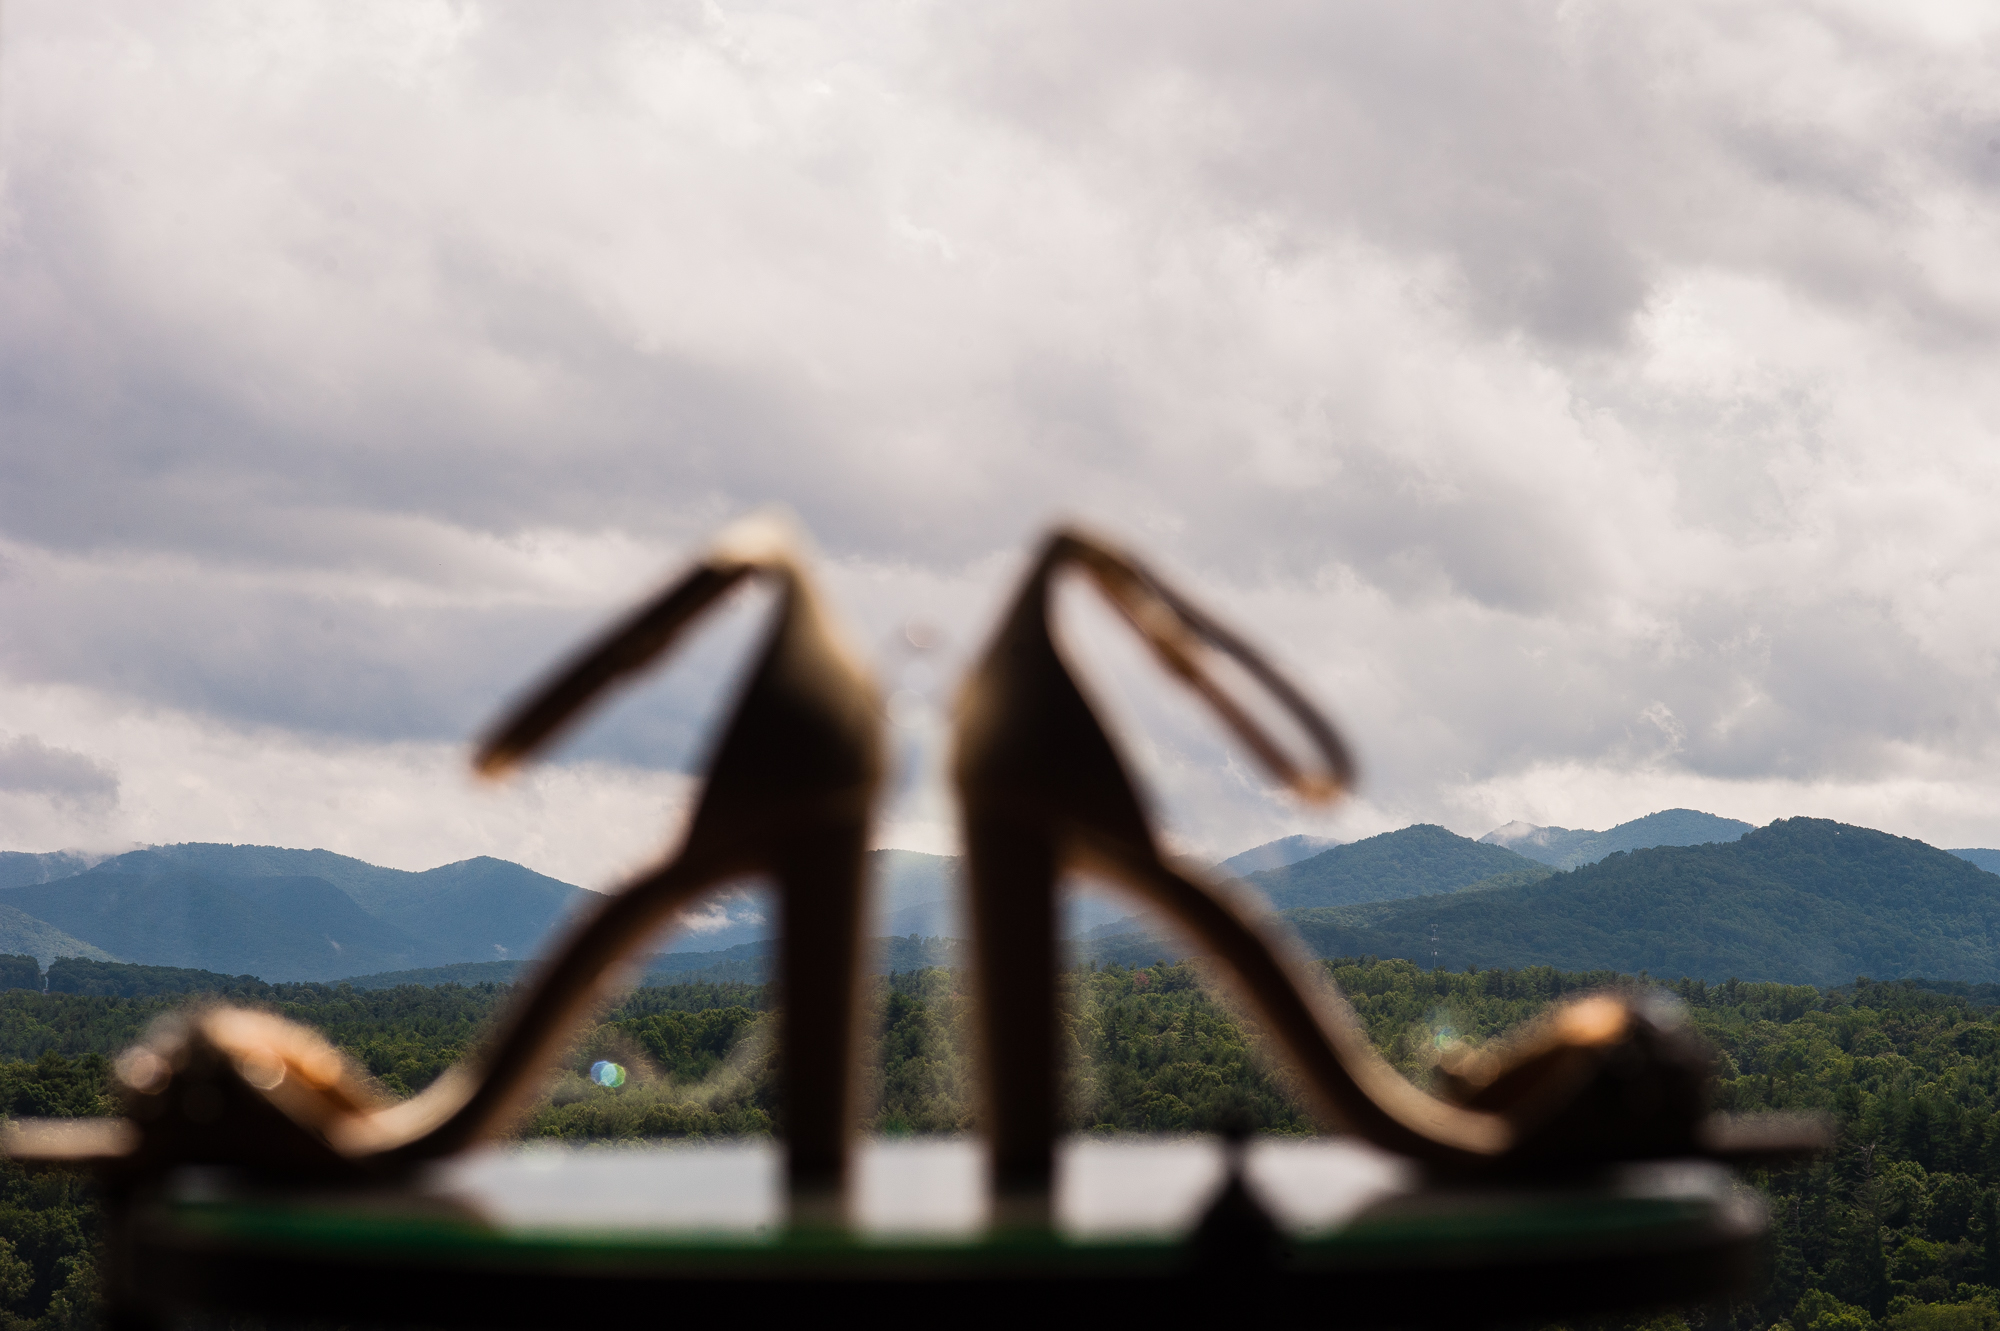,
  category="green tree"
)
[1796,1290,1877,1331]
